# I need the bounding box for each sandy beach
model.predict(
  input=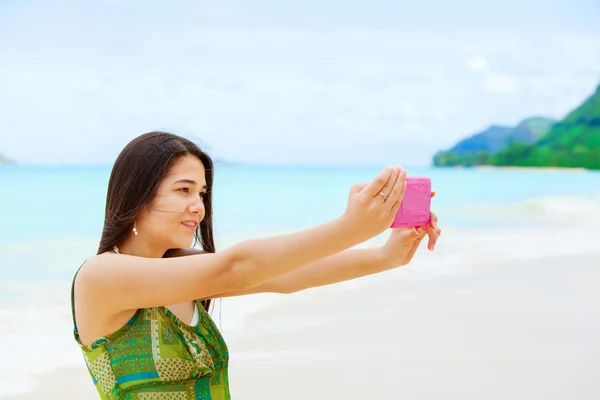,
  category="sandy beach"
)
[4,225,600,400]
